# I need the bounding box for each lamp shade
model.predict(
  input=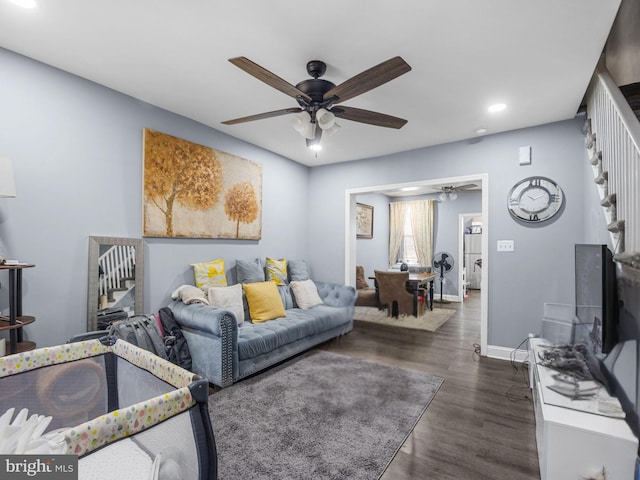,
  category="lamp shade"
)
[0,157,16,198]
